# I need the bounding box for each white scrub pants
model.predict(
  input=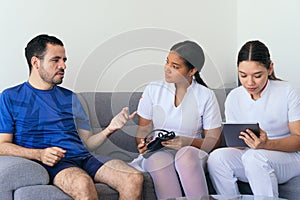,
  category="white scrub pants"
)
[207,148,300,197]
